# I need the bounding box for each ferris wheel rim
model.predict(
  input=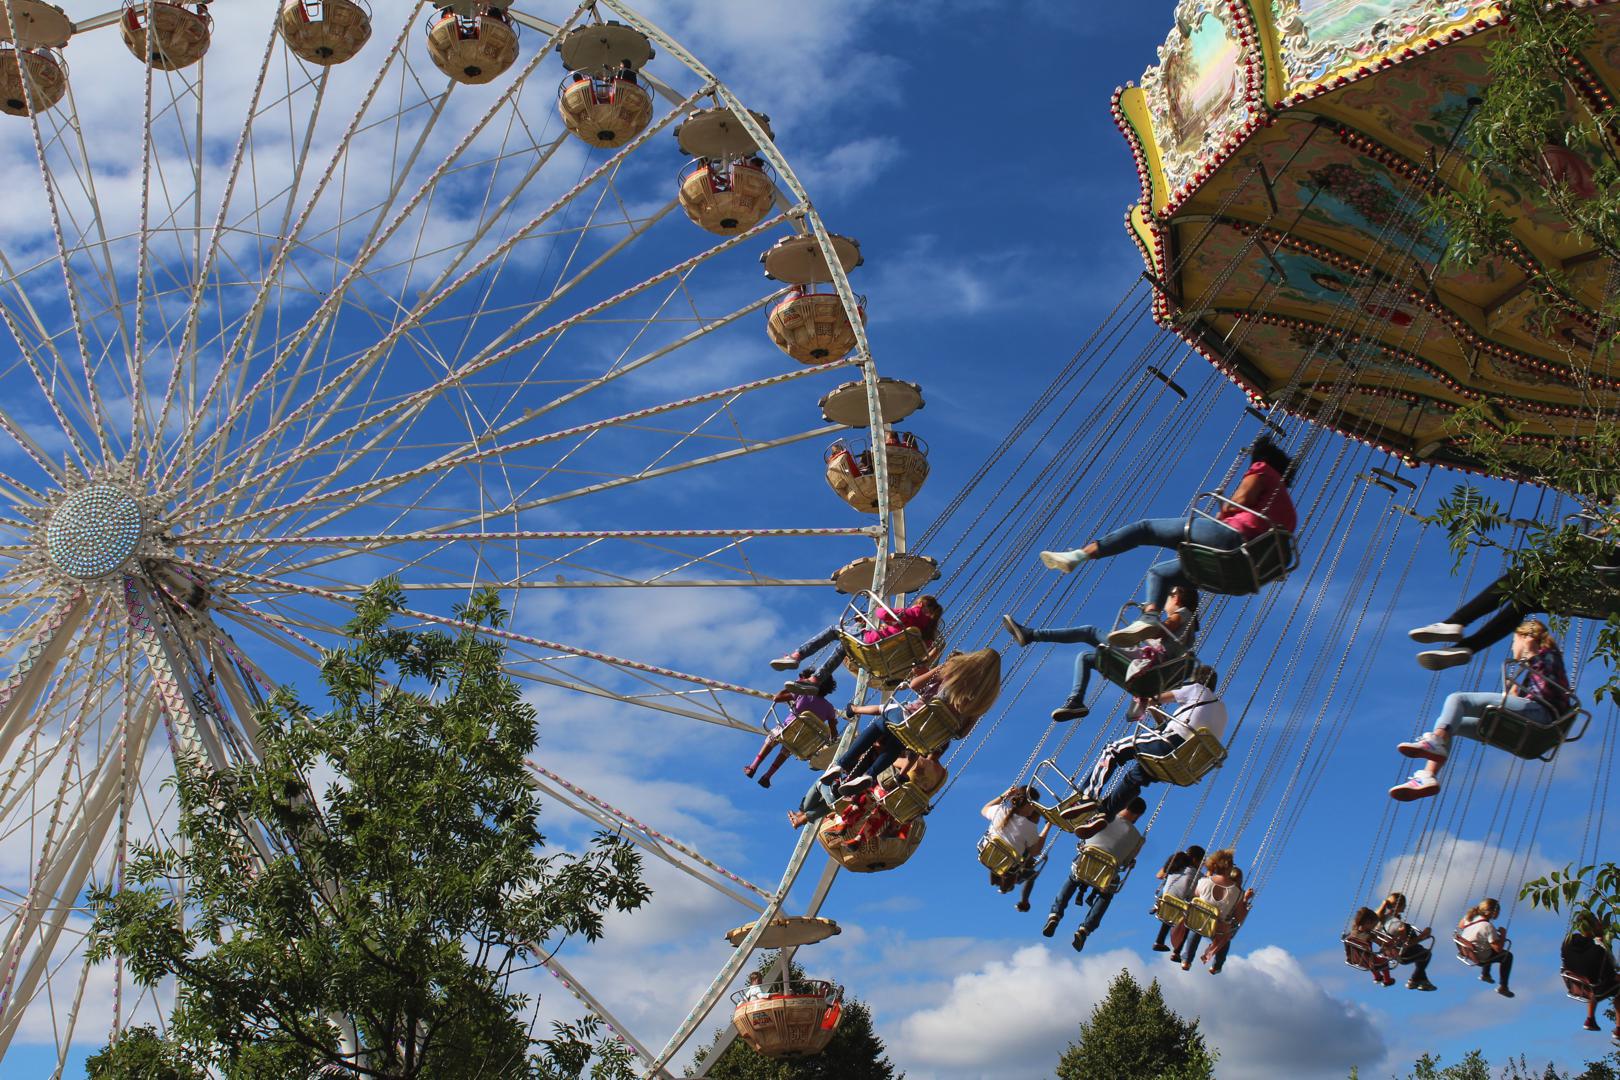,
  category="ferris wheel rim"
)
[0,0,908,1073]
